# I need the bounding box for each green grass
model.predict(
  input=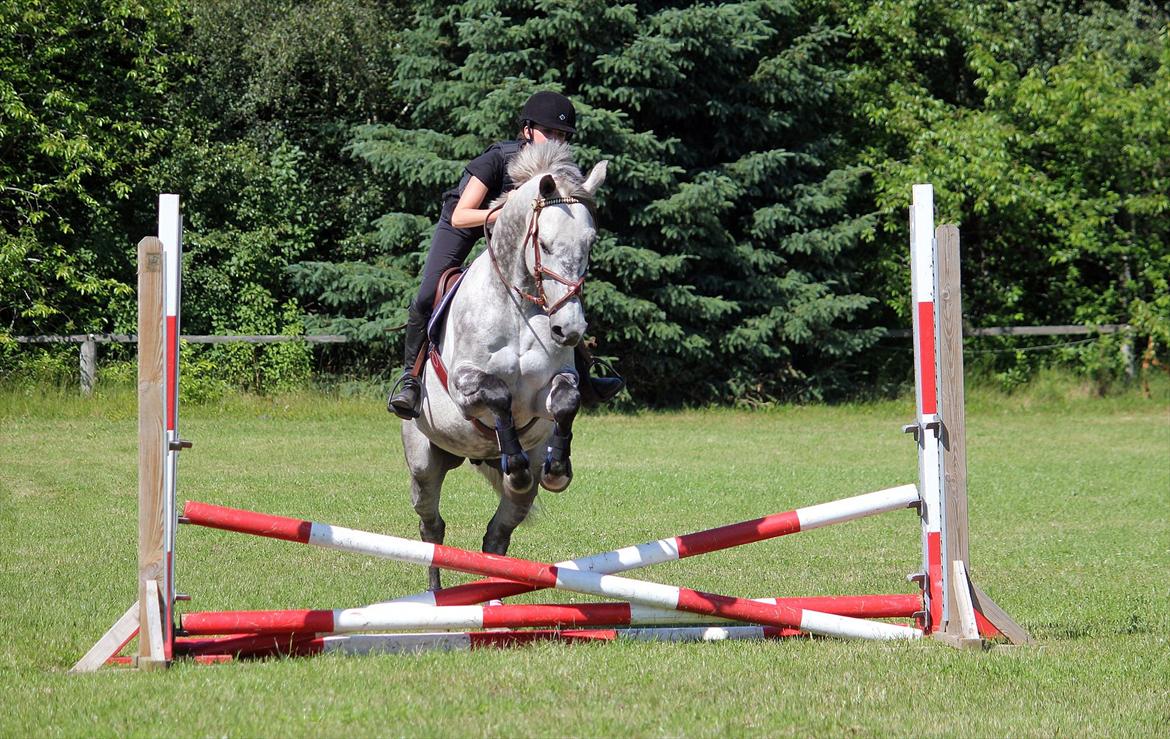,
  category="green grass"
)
[1,382,1168,737]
